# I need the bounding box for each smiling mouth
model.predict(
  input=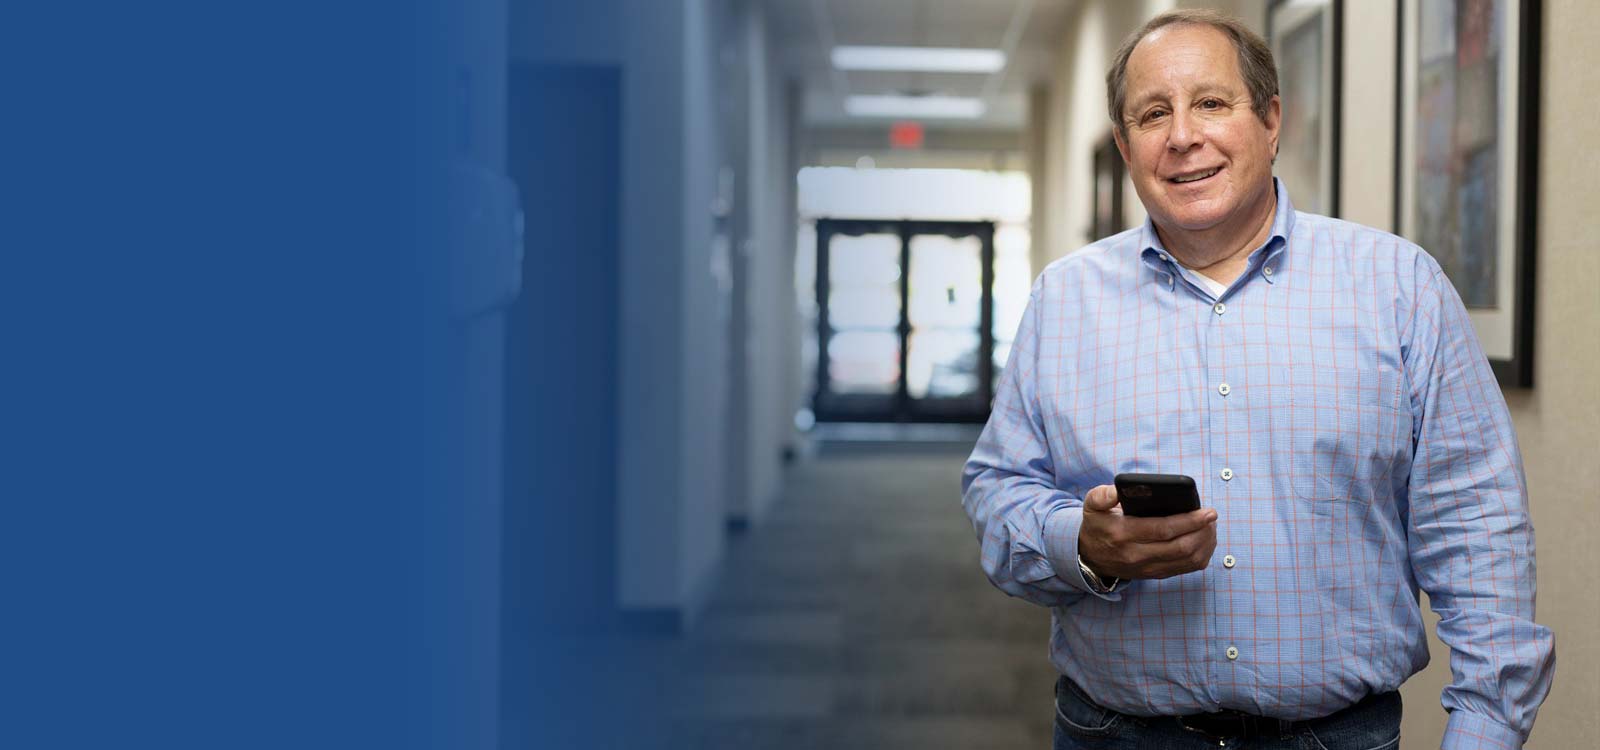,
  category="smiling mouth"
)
[1168,167,1221,185]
